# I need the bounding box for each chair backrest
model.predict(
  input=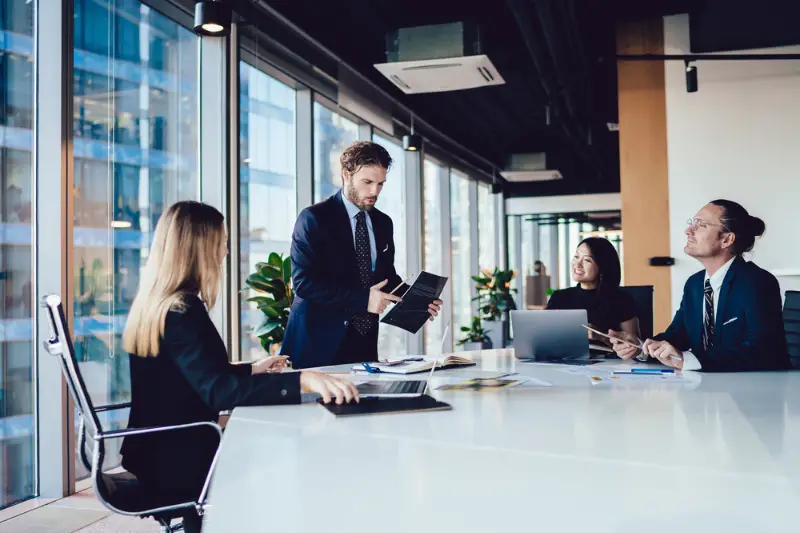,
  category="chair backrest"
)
[43,294,102,437]
[619,285,654,340]
[784,291,800,369]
